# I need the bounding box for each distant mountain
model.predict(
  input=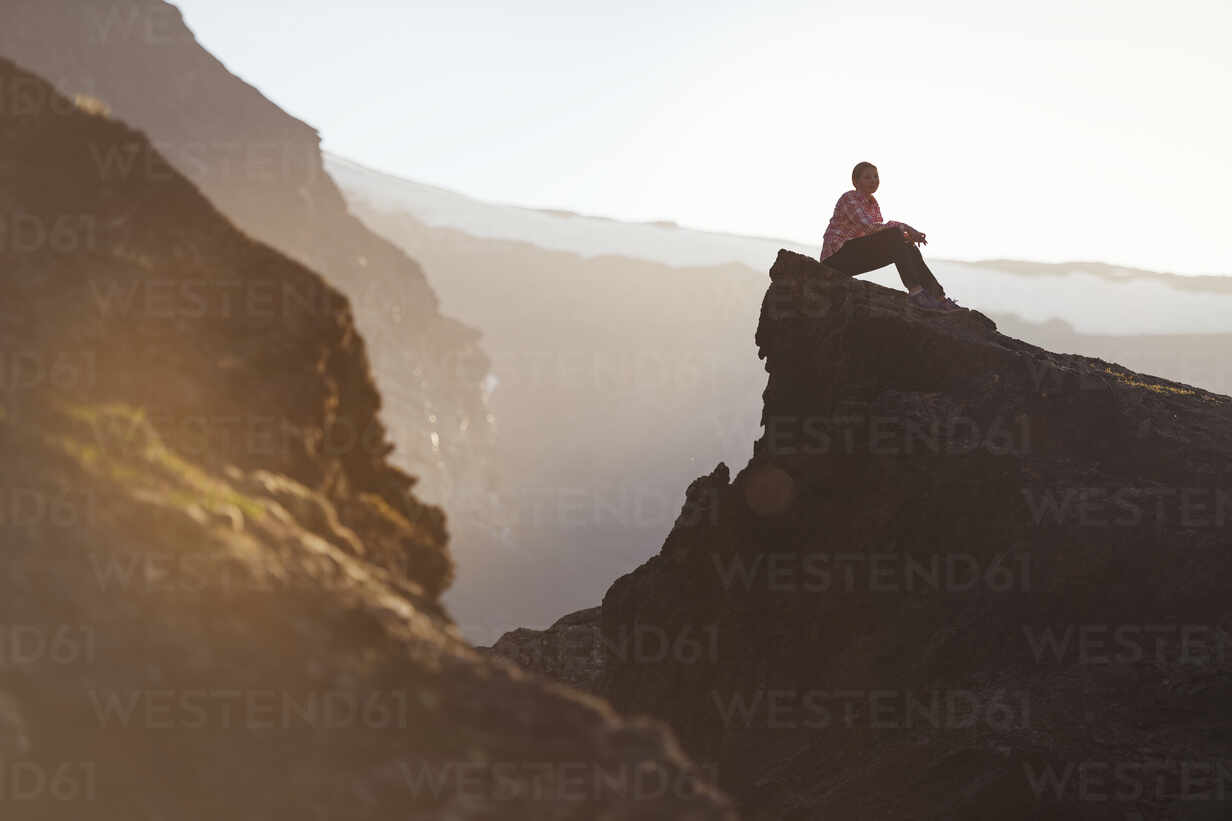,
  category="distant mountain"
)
[0,56,734,820]
[0,0,495,507]
[966,258,1232,289]
[326,153,812,270]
